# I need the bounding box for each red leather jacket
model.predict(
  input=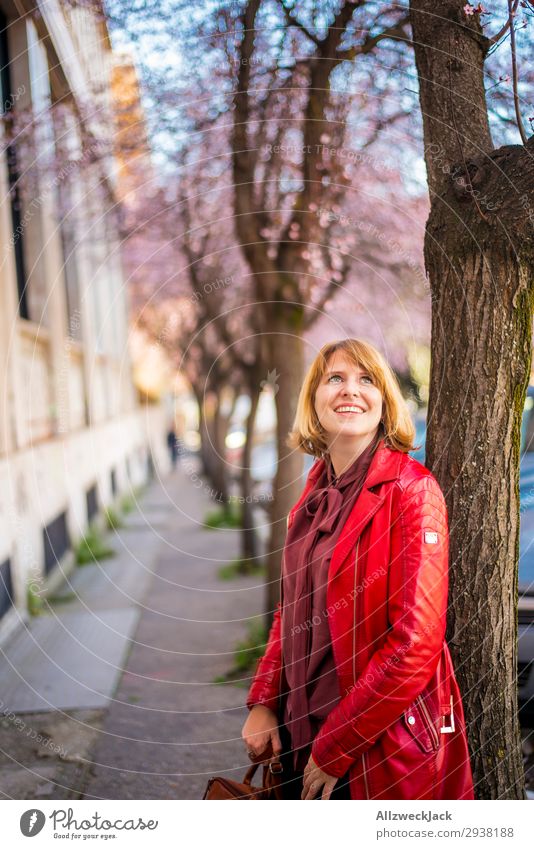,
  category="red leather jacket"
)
[247,444,474,800]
